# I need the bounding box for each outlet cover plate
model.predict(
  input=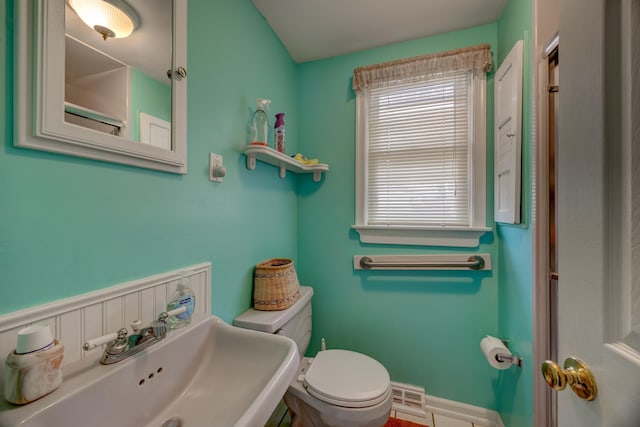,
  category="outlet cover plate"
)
[209,153,223,182]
